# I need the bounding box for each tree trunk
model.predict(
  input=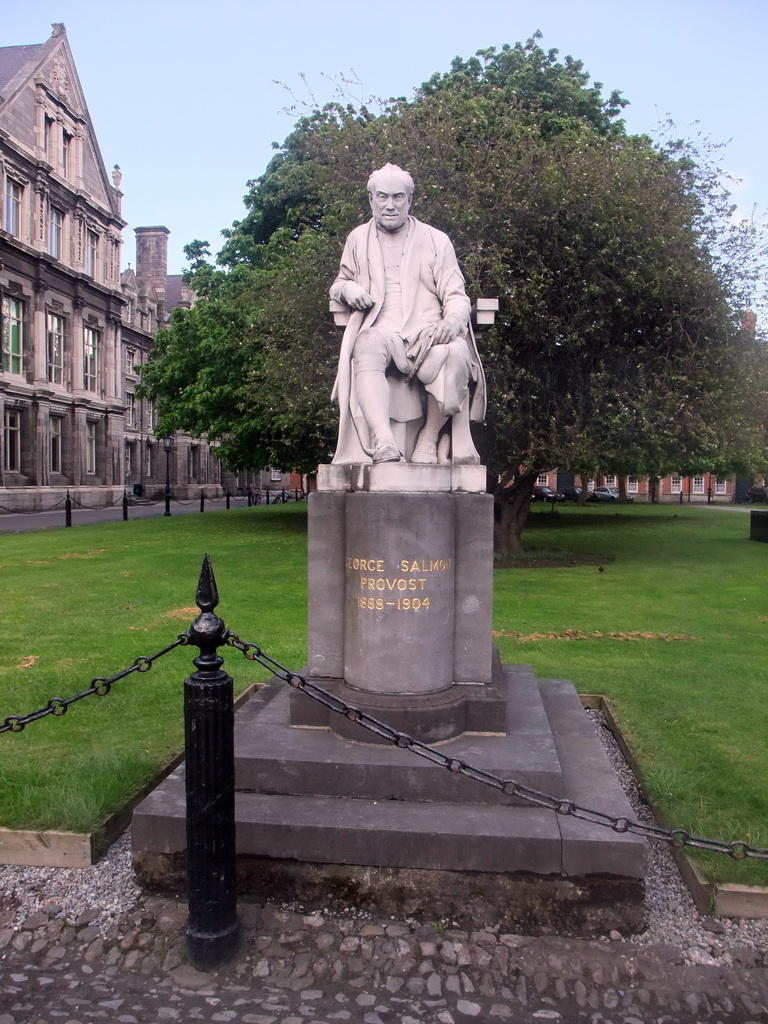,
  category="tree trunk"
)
[493,470,537,555]
[574,470,590,505]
